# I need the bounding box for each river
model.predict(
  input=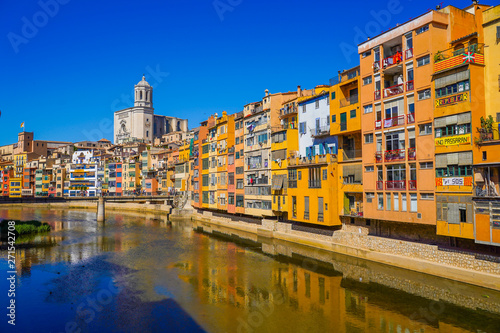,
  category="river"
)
[1,207,499,333]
